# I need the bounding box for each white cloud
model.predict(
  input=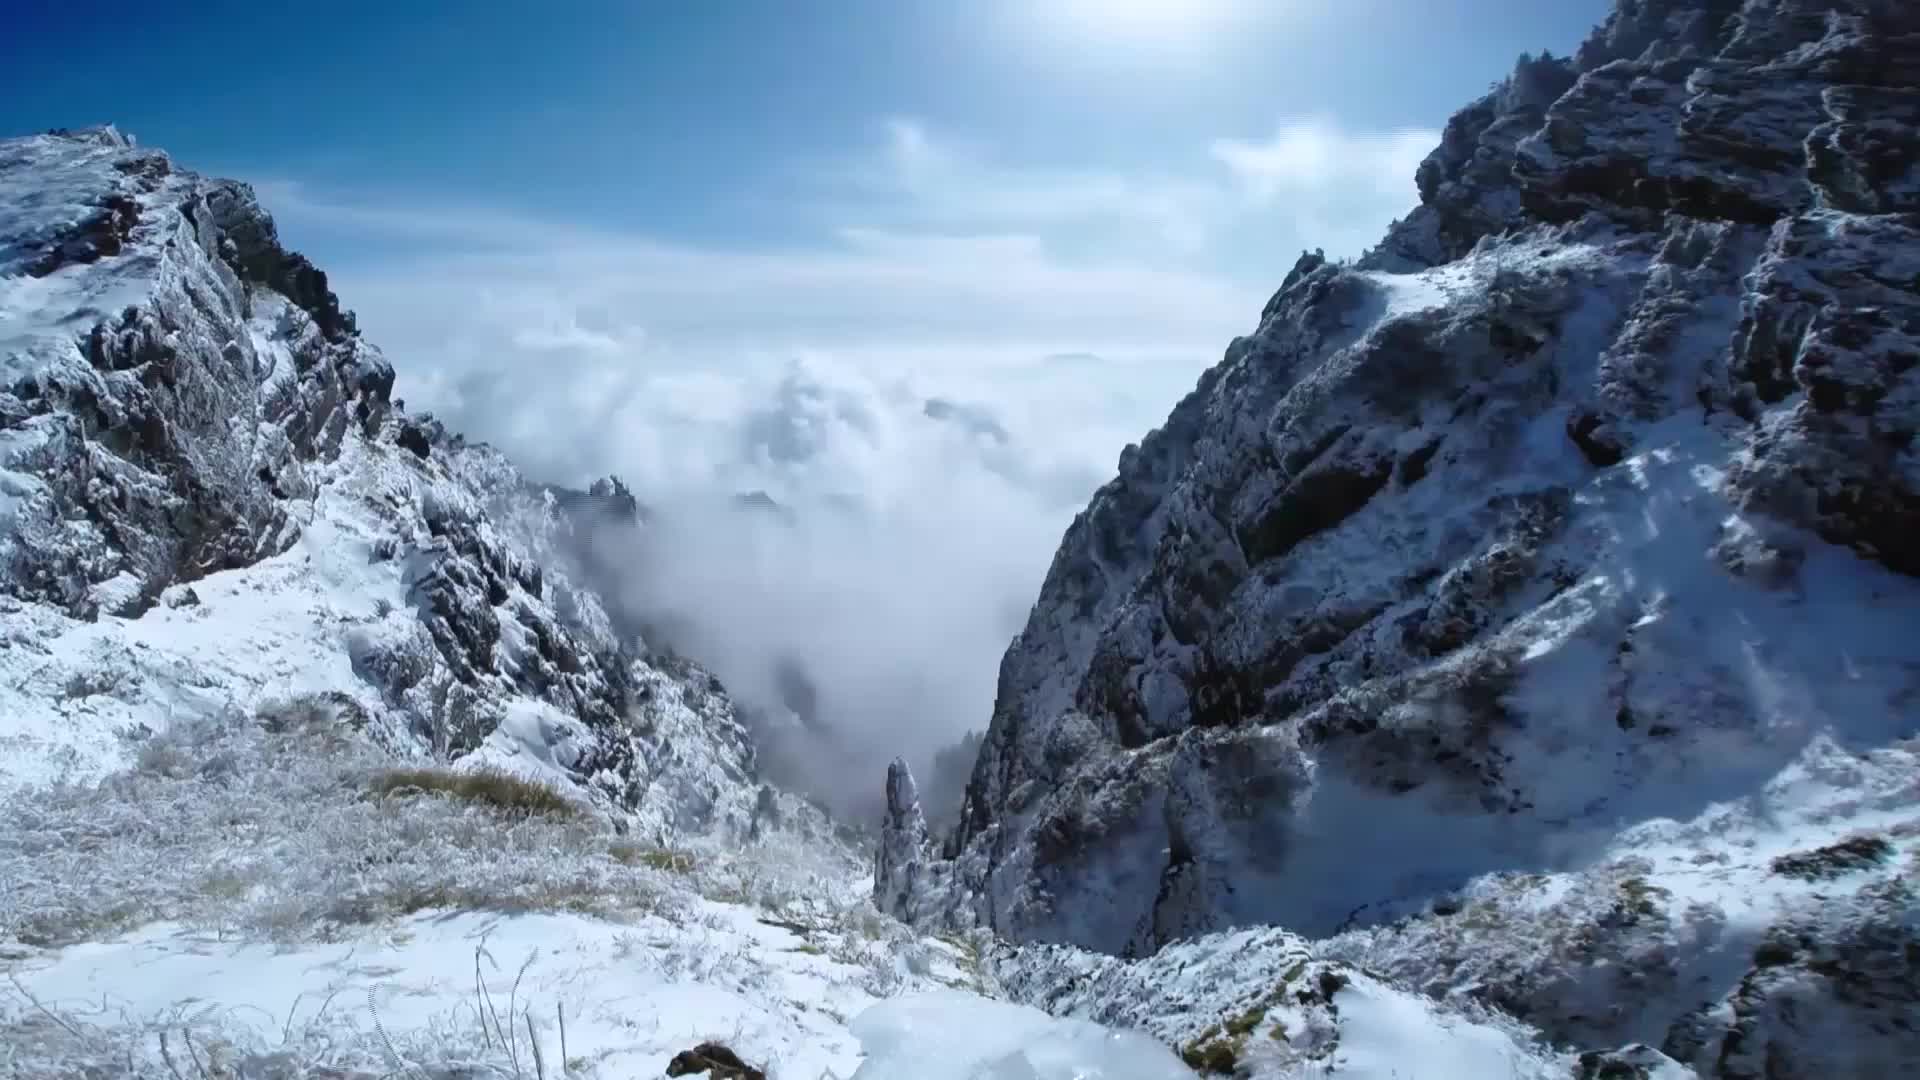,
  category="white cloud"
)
[1210,117,1438,257]
[809,115,1435,264]
[248,178,589,251]
[257,110,1436,819]
[295,223,1222,819]
[1210,118,1436,202]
